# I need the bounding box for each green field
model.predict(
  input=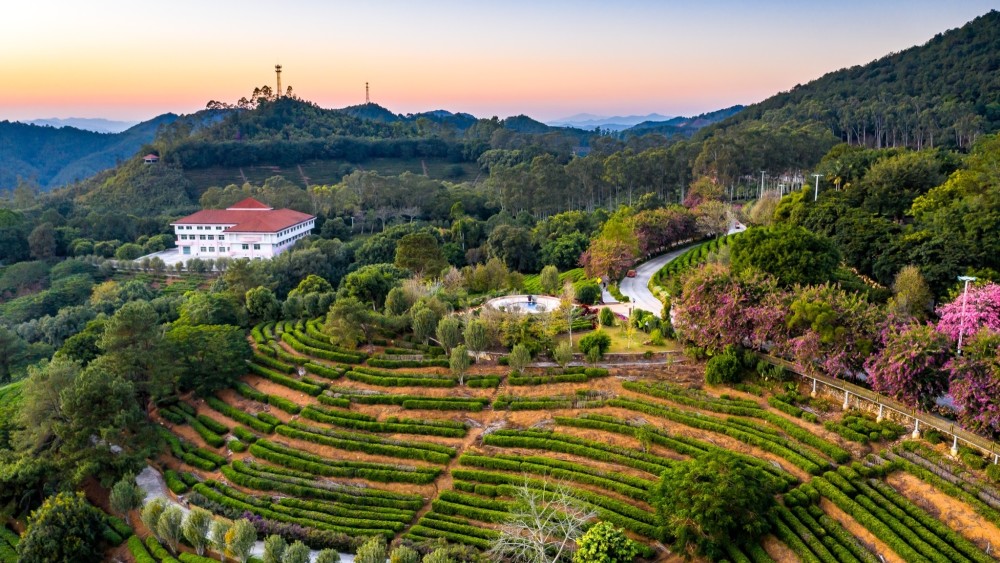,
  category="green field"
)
[183,157,482,192]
